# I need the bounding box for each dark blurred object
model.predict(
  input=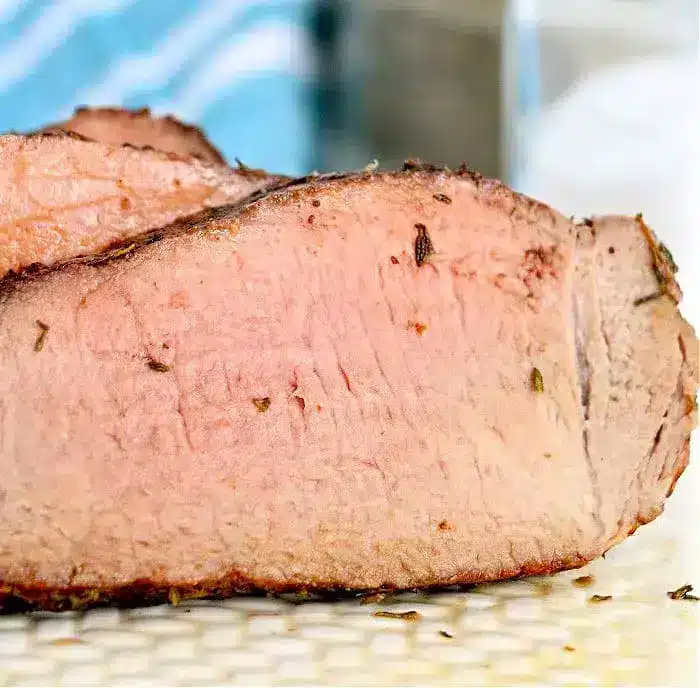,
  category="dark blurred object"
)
[311,1,504,175]
[310,0,361,171]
